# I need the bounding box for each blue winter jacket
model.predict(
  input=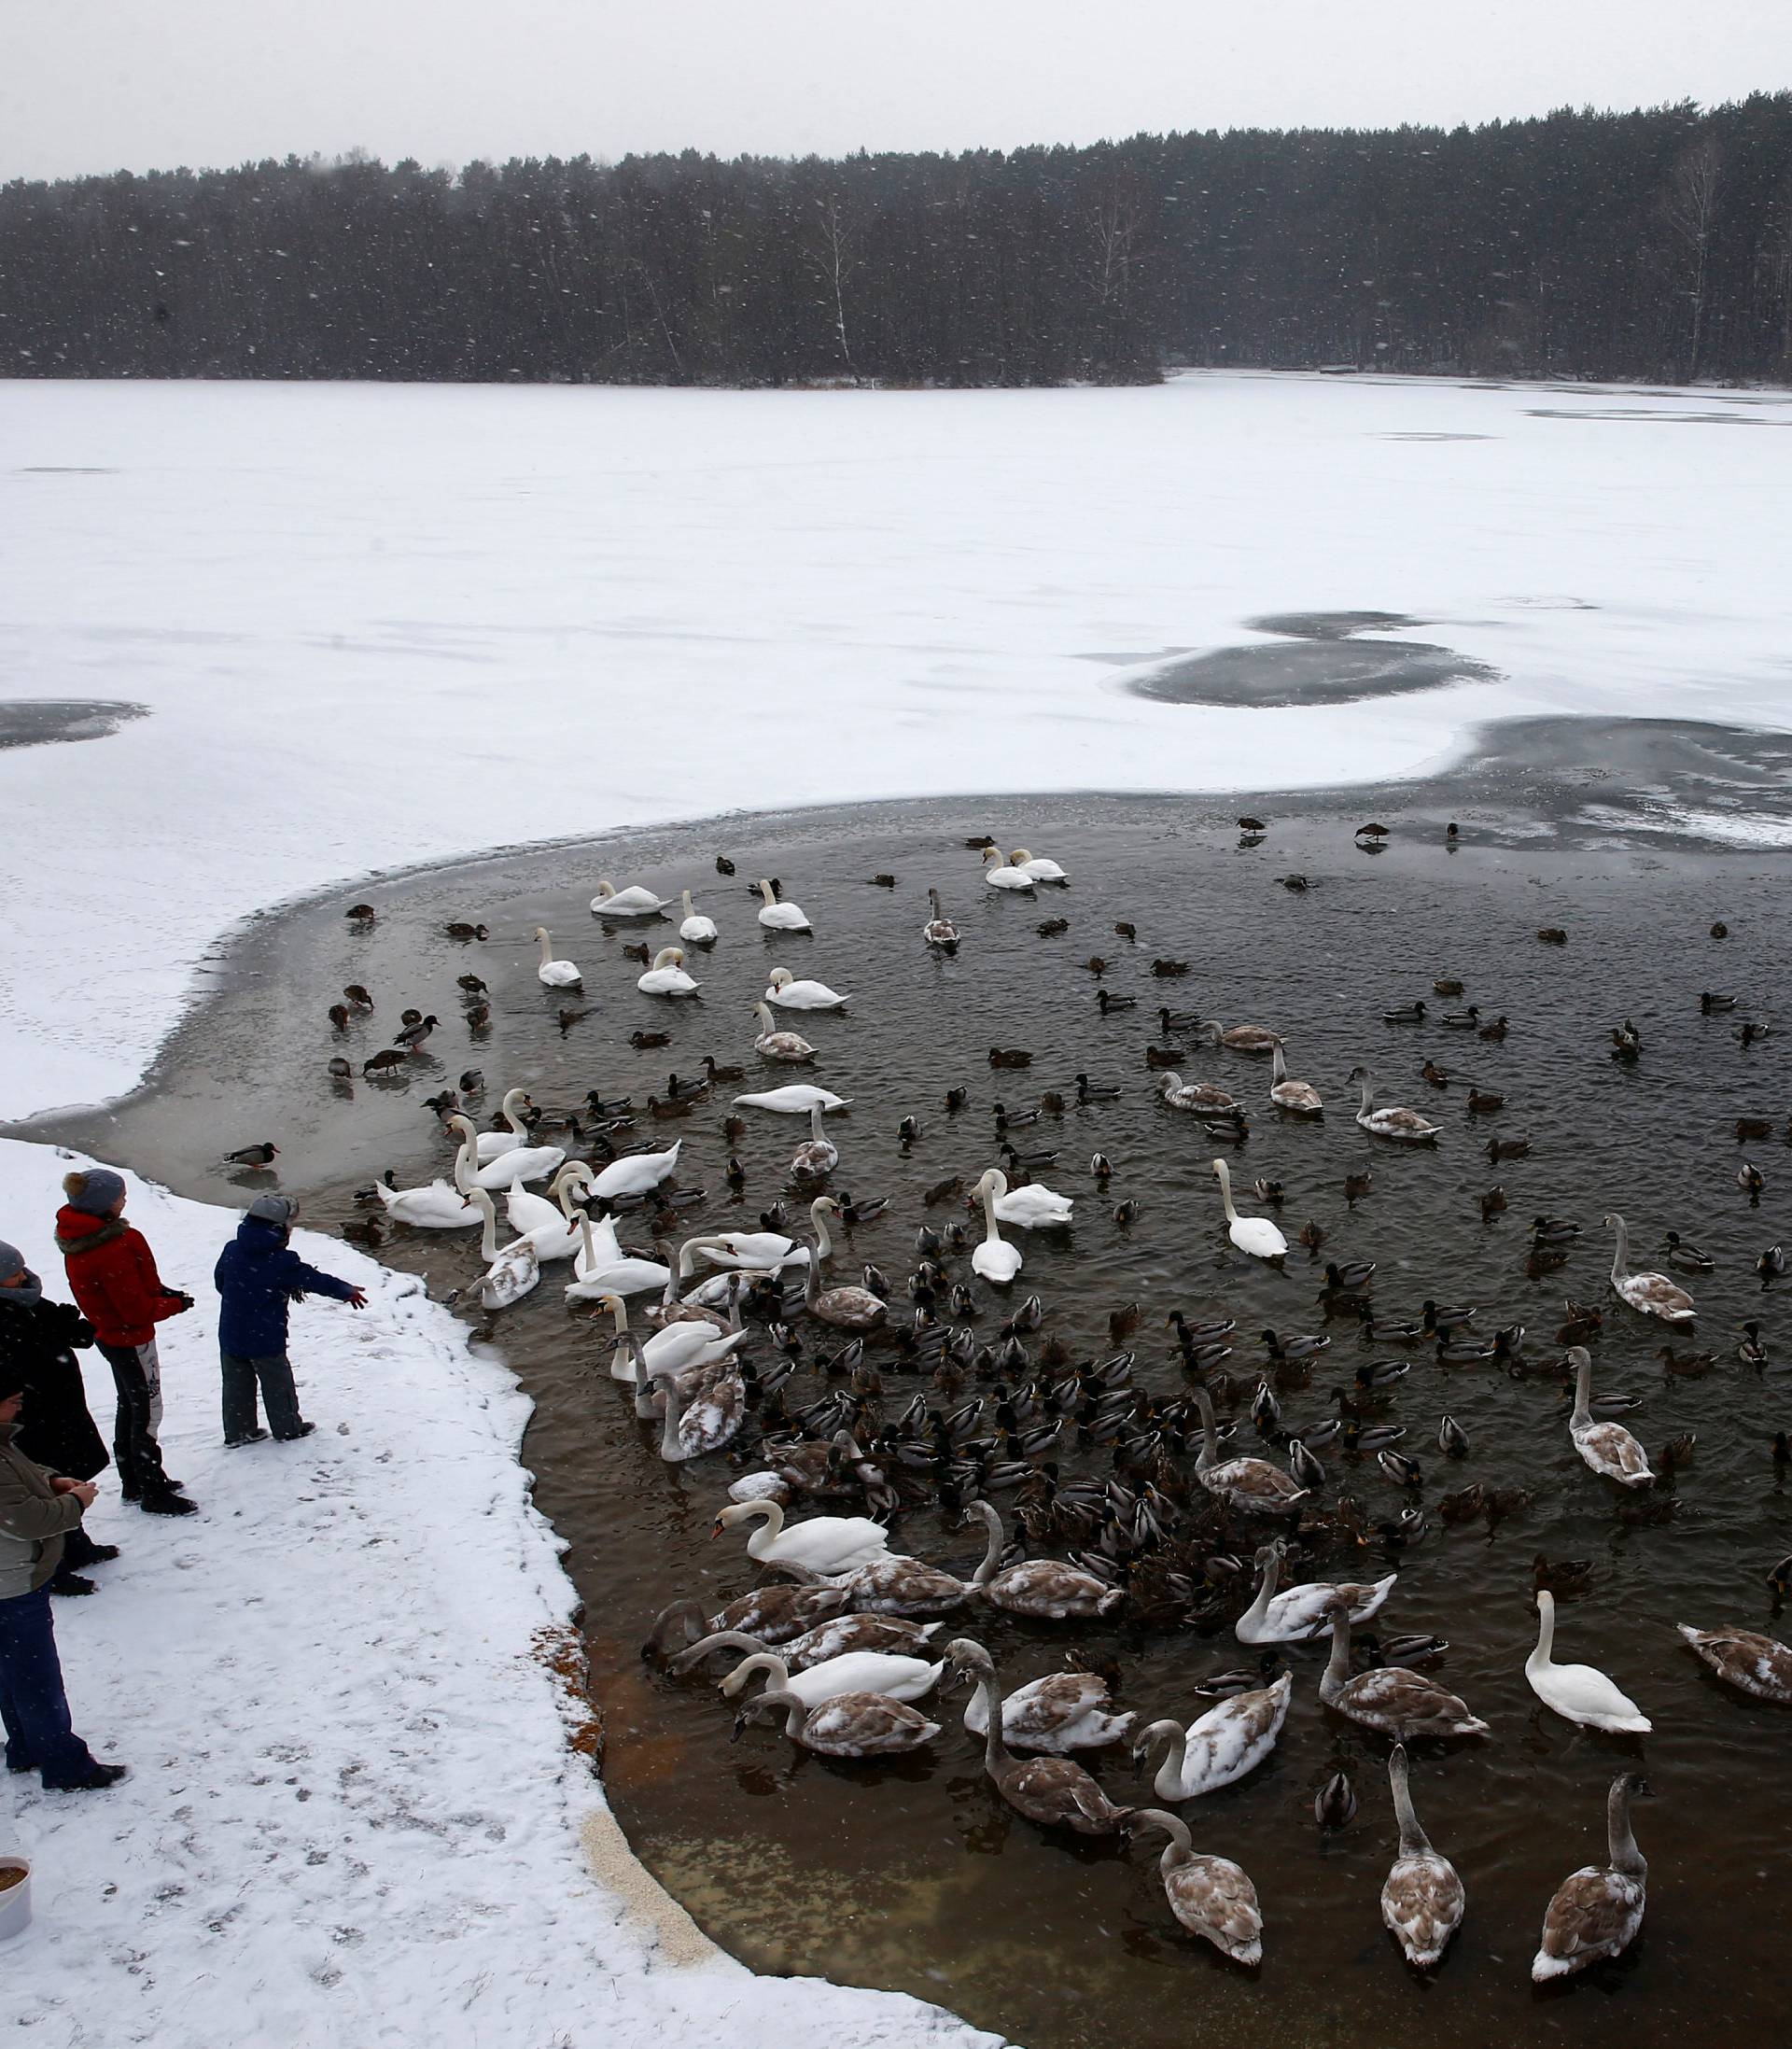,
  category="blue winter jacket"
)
[213,1216,358,1357]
